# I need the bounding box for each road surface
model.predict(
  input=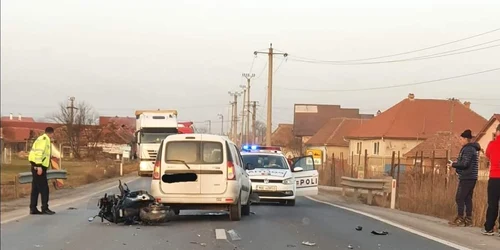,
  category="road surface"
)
[1,177,457,250]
